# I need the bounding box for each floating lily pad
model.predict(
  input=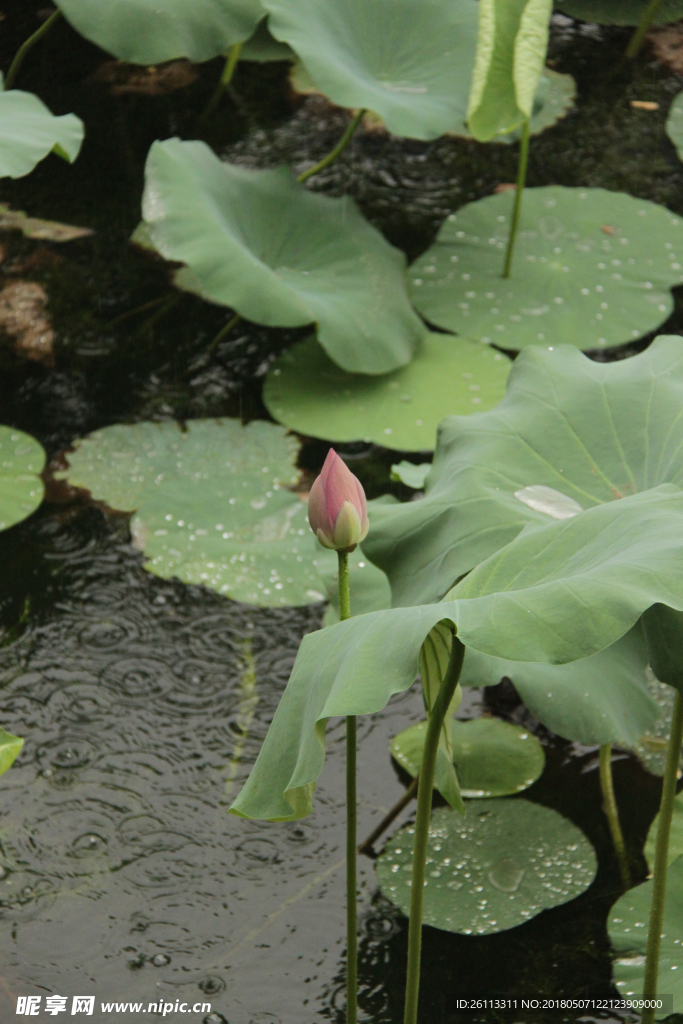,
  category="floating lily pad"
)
[0,730,23,777]
[262,0,479,140]
[482,70,576,144]
[0,79,83,179]
[57,419,328,608]
[556,0,683,25]
[666,91,683,162]
[610,856,683,1011]
[391,718,545,797]
[390,462,431,489]
[460,625,659,746]
[409,187,683,351]
[645,792,683,872]
[56,0,265,64]
[0,426,45,531]
[263,334,511,451]
[376,800,597,934]
[138,139,424,375]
